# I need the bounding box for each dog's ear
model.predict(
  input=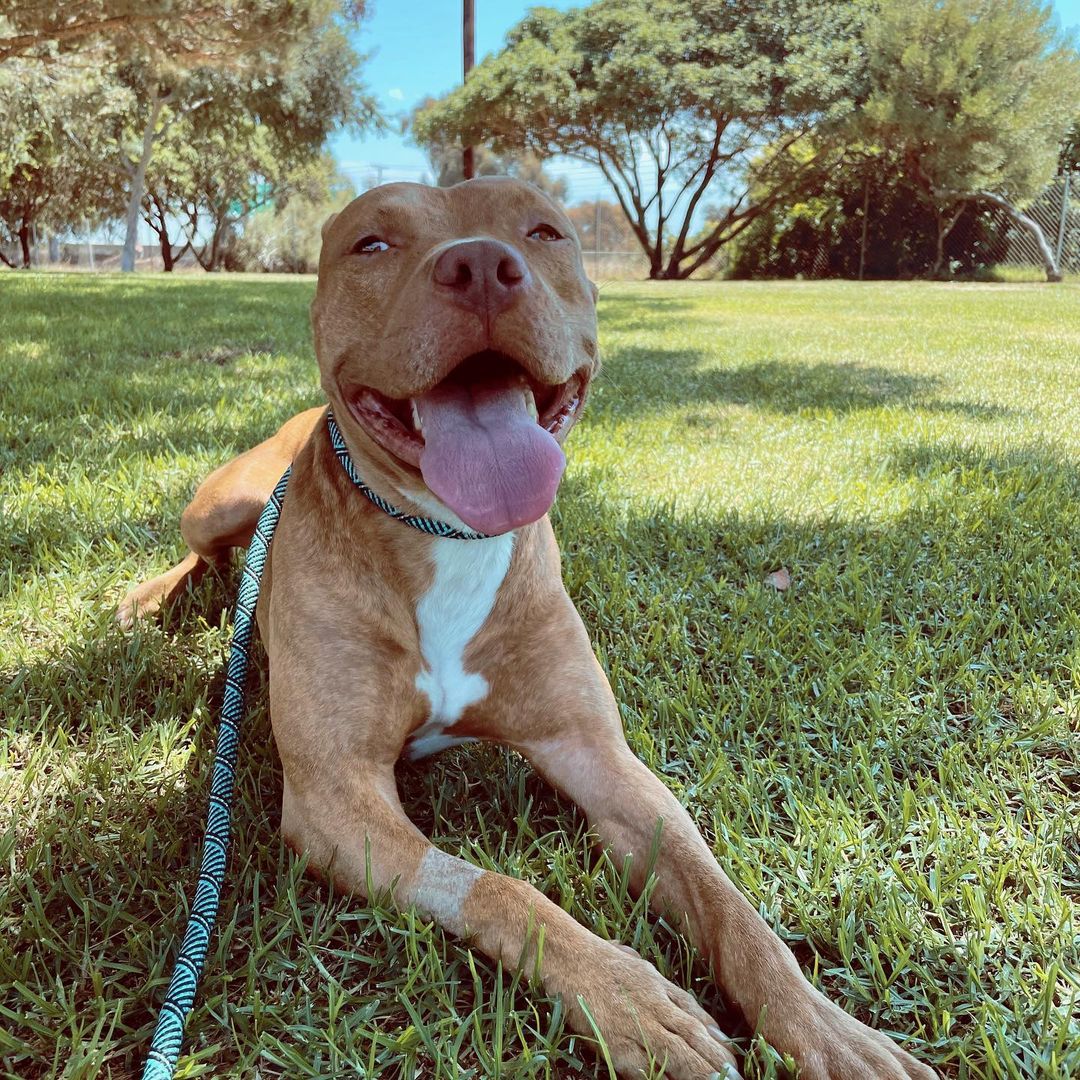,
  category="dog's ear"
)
[321,211,340,239]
